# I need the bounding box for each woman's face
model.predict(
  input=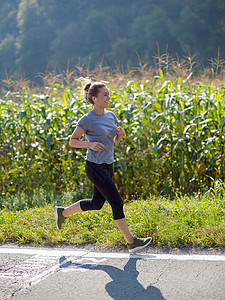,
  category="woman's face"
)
[94,87,110,108]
